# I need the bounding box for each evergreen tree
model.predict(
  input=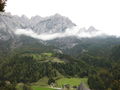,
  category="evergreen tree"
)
[0,0,7,12]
